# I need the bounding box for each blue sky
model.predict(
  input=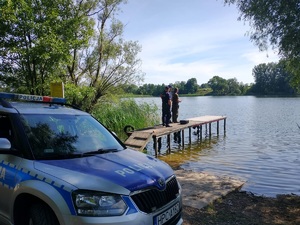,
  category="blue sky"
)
[117,0,279,85]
